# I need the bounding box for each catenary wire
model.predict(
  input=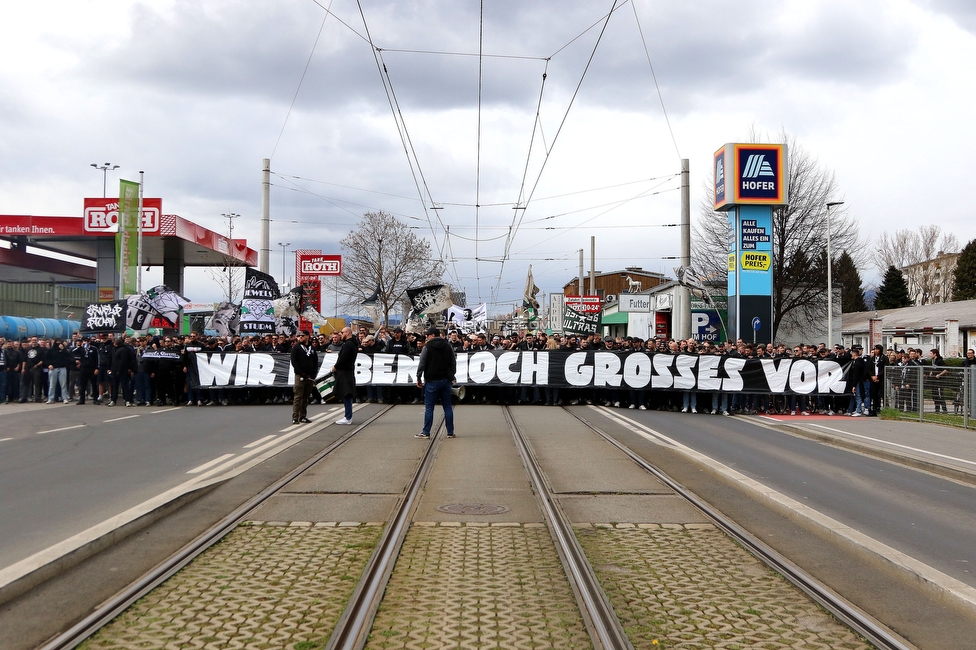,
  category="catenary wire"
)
[631,0,681,161]
[271,4,332,161]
